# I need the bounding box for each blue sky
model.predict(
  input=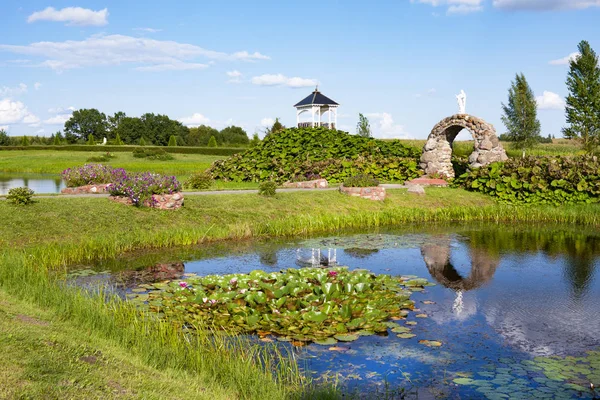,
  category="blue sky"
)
[0,0,598,139]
